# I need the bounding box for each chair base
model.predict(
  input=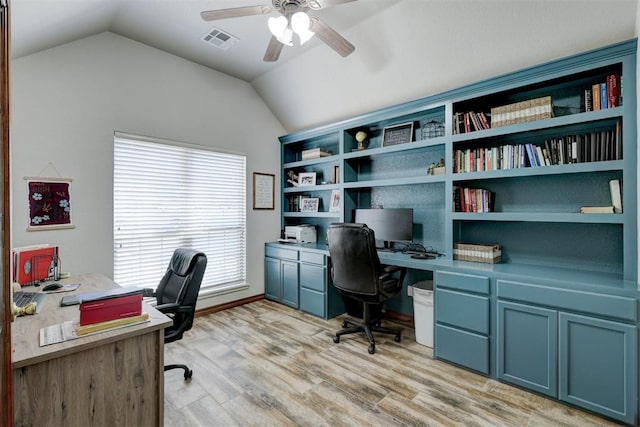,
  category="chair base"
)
[165,363,193,380]
[333,314,402,354]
